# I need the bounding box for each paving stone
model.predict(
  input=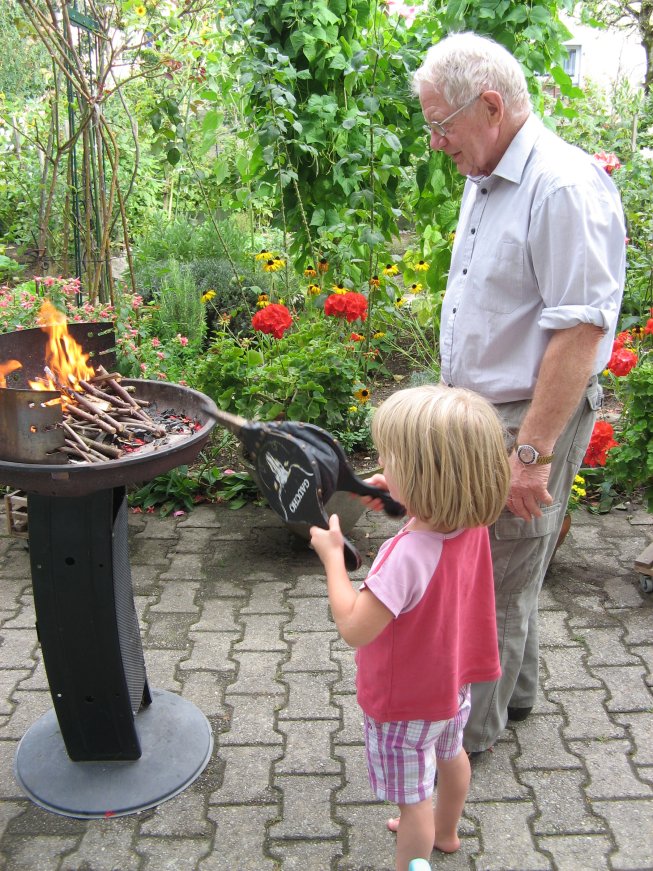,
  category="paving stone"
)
[274,720,341,775]
[513,714,582,771]
[0,801,25,841]
[178,631,238,671]
[181,671,230,717]
[268,840,343,870]
[149,580,201,613]
[1,597,35,631]
[467,740,528,802]
[2,834,80,870]
[174,527,220,552]
[603,575,649,608]
[520,769,605,834]
[285,598,333,632]
[269,775,342,838]
[538,610,581,647]
[282,630,339,672]
[177,505,222,528]
[136,836,212,870]
[139,791,212,836]
[130,563,164,594]
[191,598,242,632]
[334,744,375,803]
[160,553,206,580]
[541,647,603,691]
[61,818,141,870]
[239,581,291,614]
[210,745,281,804]
[287,574,328,597]
[622,610,653,645]
[0,630,38,671]
[614,712,653,765]
[220,695,283,746]
[593,664,653,712]
[226,652,286,695]
[0,690,52,740]
[548,689,626,740]
[278,671,340,720]
[465,801,550,870]
[233,614,290,652]
[200,805,278,870]
[333,691,364,744]
[572,739,652,799]
[537,833,612,870]
[330,649,357,694]
[591,798,653,870]
[143,649,184,692]
[335,802,398,871]
[144,613,196,650]
[575,626,641,666]
[0,671,30,715]
[129,538,172,566]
